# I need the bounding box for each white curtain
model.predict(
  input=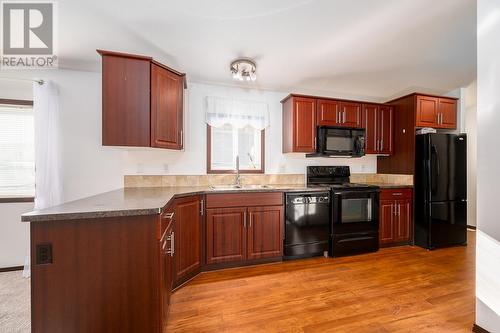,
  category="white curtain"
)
[23,80,63,278]
[205,96,270,129]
